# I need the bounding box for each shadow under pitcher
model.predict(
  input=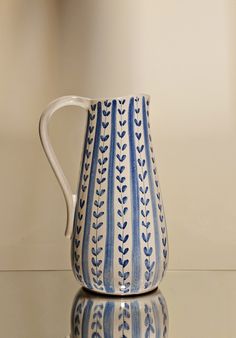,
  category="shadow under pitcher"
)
[39,94,168,295]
